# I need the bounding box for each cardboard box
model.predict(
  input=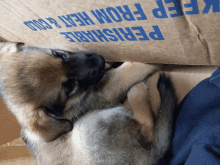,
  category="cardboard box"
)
[0,0,220,65]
